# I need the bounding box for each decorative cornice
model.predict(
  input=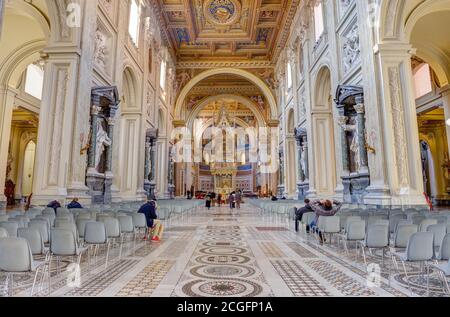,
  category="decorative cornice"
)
[272,0,302,62]
[176,60,275,69]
